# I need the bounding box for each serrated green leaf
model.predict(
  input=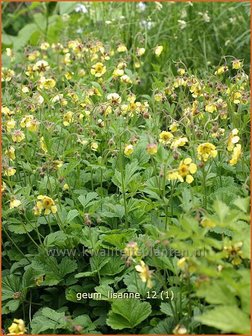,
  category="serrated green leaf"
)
[107,299,151,330]
[196,305,250,334]
[66,209,79,223]
[31,308,67,334]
